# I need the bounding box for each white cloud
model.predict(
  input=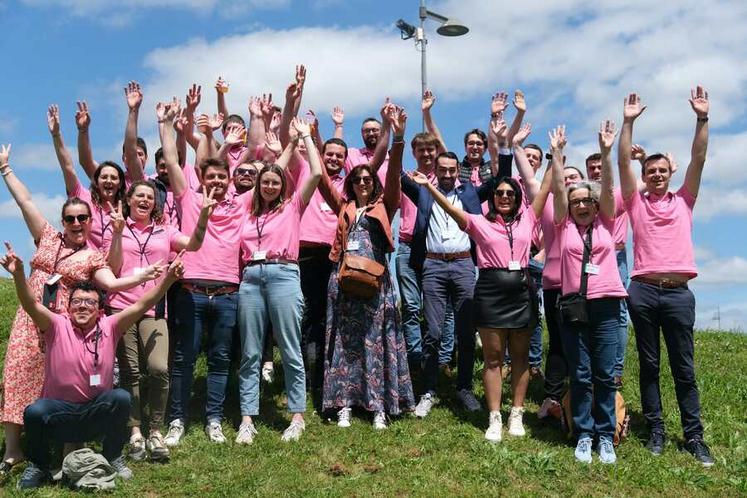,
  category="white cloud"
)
[12,143,60,172]
[695,301,747,332]
[692,255,747,286]
[0,192,67,229]
[694,187,747,220]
